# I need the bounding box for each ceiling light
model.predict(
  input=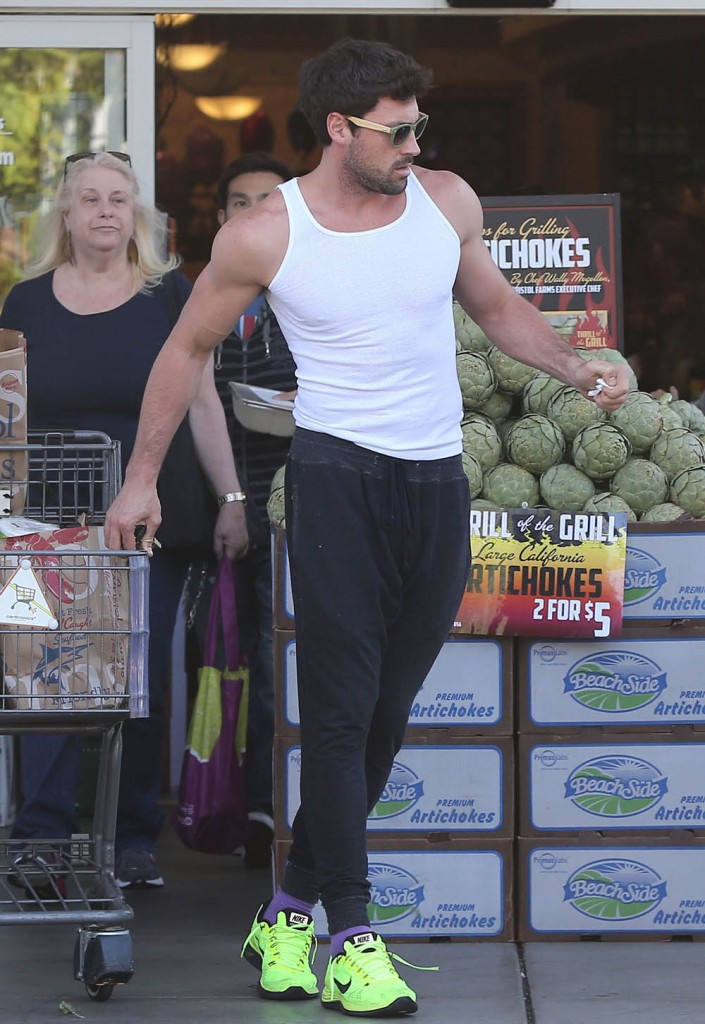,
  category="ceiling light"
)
[158,43,227,72]
[194,95,262,122]
[155,13,197,29]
